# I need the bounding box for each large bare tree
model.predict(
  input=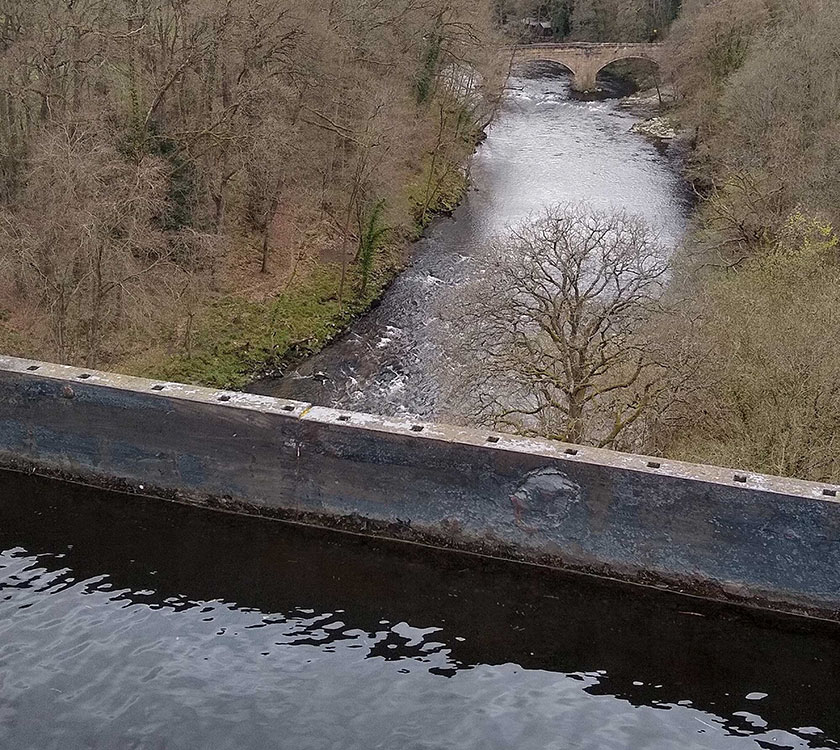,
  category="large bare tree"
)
[451,204,677,449]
